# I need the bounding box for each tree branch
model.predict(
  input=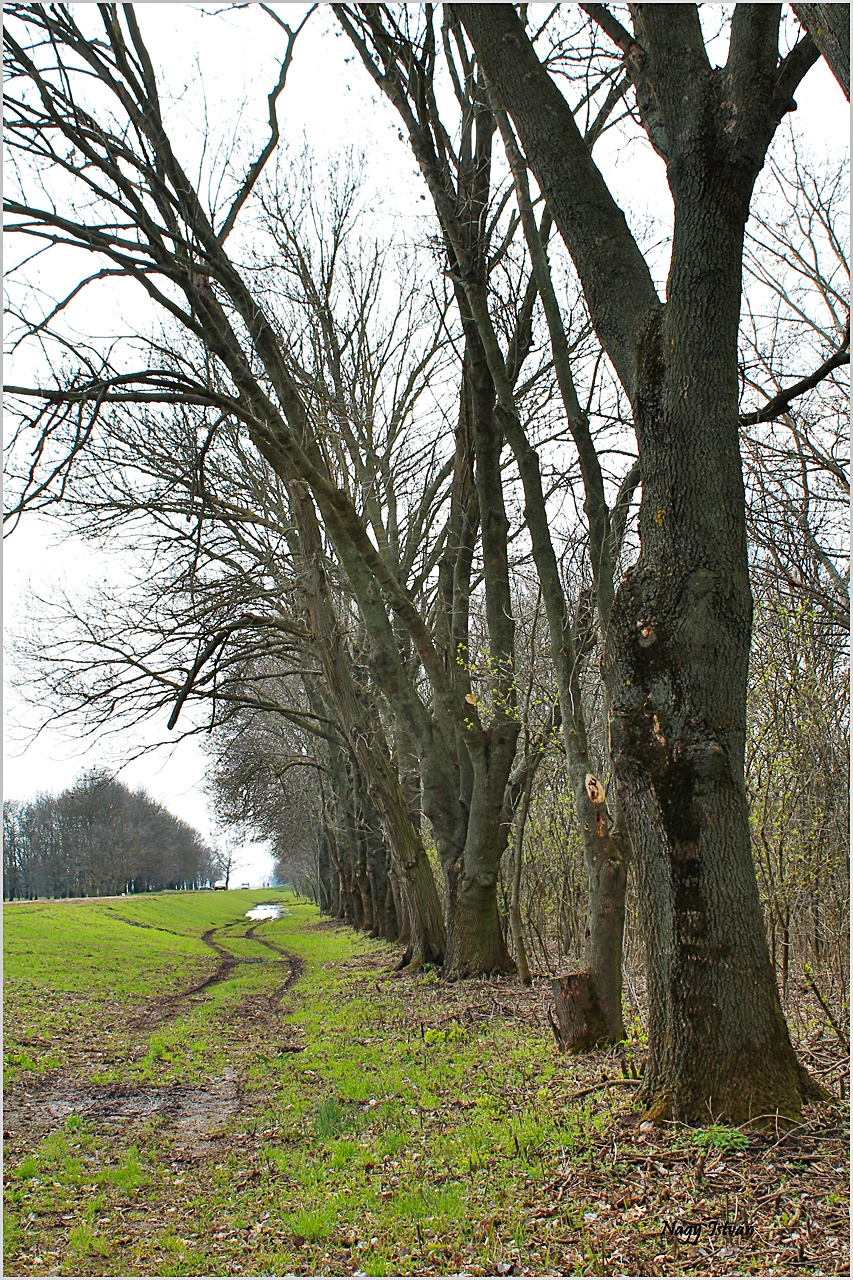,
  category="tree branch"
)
[740,321,850,425]
[792,3,849,99]
[216,5,317,244]
[453,2,662,402]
